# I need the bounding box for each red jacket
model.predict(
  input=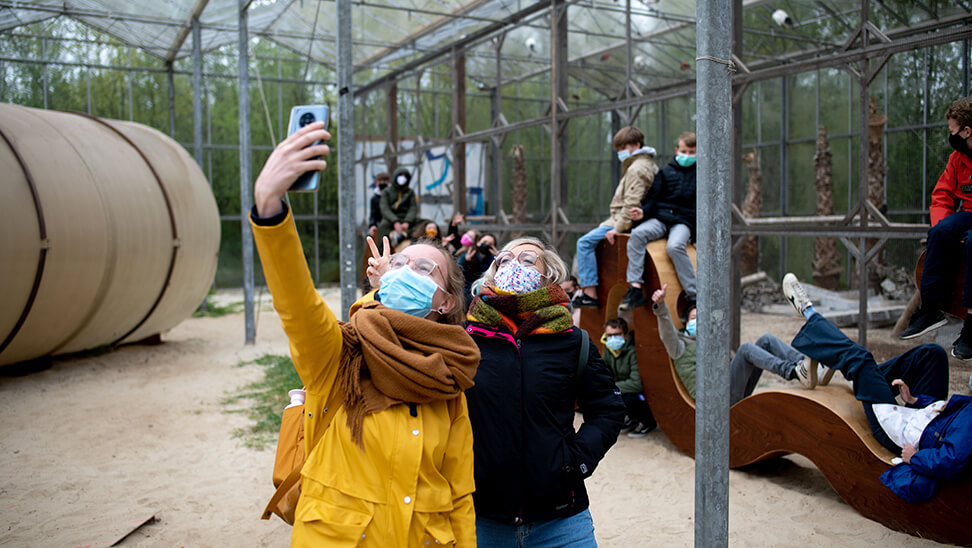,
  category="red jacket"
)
[930,151,972,226]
